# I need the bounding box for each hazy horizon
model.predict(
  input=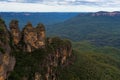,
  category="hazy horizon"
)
[0,11,120,13]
